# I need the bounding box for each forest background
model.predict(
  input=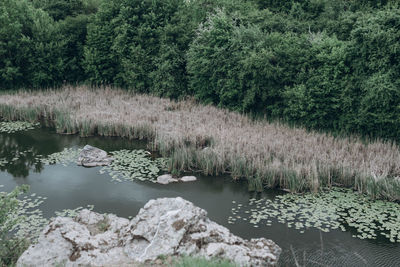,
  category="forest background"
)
[1,0,399,142]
